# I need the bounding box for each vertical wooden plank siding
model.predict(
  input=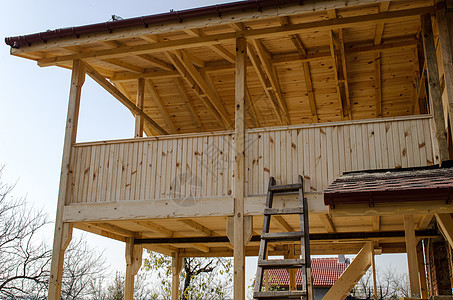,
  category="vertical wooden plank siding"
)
[69,116,436,204]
